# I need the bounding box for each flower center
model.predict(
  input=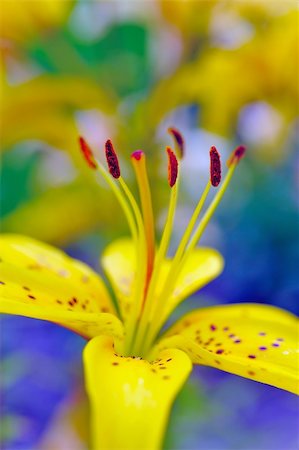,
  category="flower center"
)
[79,131,245,358]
